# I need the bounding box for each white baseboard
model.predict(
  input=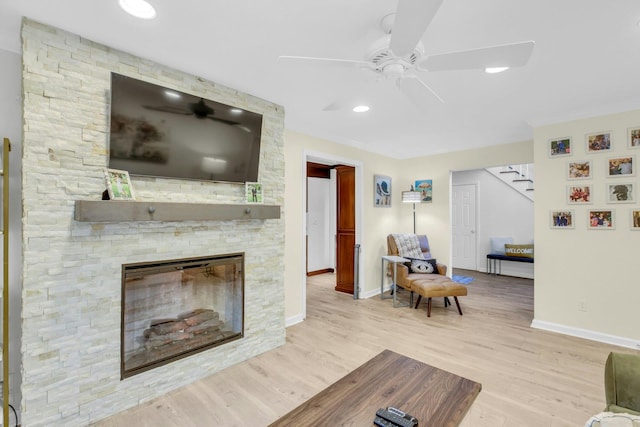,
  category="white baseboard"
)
[285,313,304,328]
[531,319,640,350]
[359,284,392,300]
